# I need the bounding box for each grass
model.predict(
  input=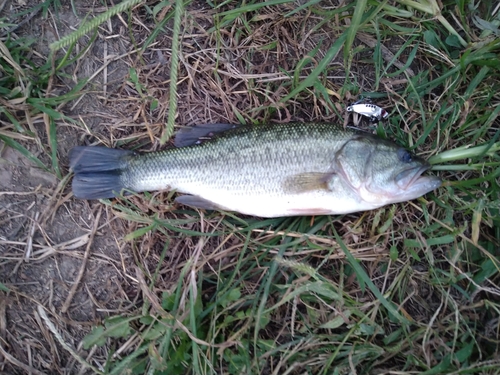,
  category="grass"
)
[0,0,499,374]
